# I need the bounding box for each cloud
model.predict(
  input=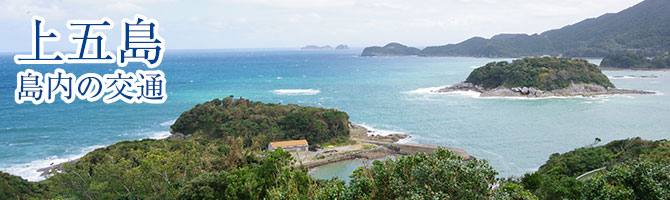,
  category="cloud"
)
[216,0,357,8]
[0,0,647,51]
[104,2,144,13]
[0,0,66,20]
[287,12,322,23]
